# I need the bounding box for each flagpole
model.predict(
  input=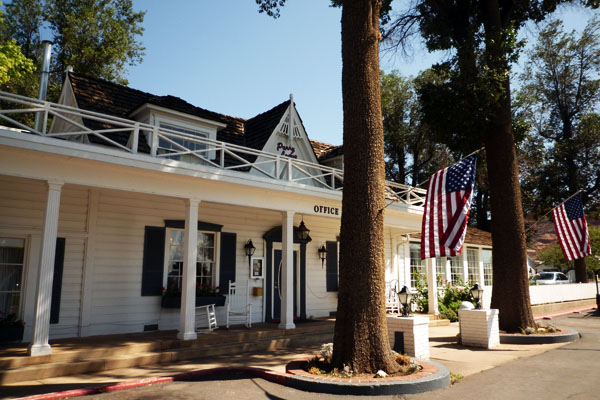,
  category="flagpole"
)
[415,146,485,188]
[524,189,584,234]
